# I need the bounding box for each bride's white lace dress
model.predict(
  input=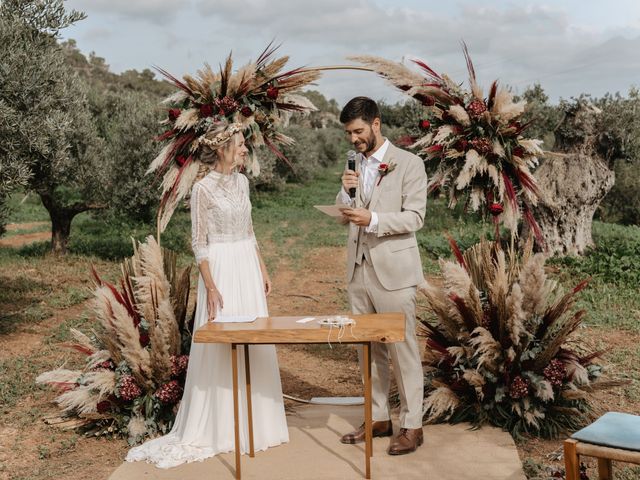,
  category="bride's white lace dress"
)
[126,170,289,468]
